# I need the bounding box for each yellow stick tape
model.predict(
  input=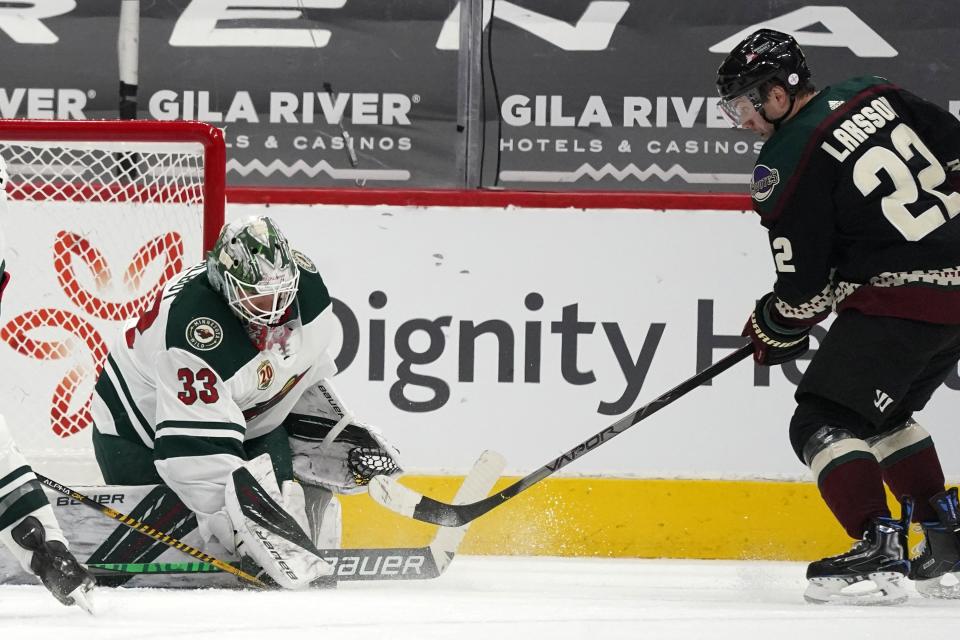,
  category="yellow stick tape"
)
[343,476,910,561]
